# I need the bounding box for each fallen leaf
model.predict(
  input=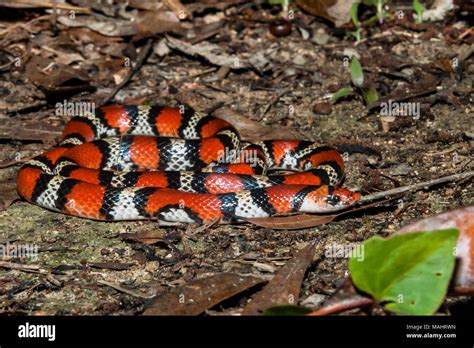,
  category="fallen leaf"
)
[24,55,93,95]
[0,0,90,12]
[245,214,337,230]
[133,10,184,41]
[165,36,271,73]
[0,180,19,211]
[395,206,474,294]
[143,273,264,315]
[430,58,457,79]
[295,0,353,27]
[135,230,167,244]
[242,243,316,315]
[119,230,171,245]
[166,35,247,69]
[57,14,137,37]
